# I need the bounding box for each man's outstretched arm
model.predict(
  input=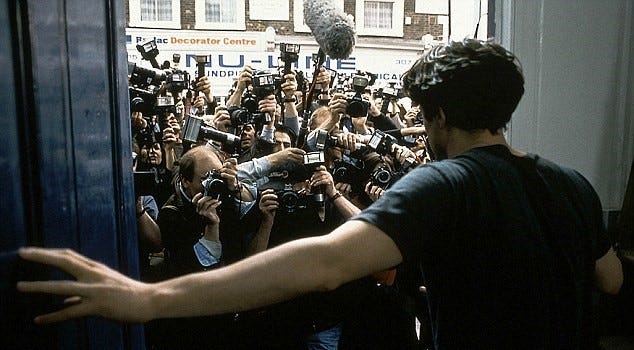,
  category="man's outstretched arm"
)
[18,220,403,324]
